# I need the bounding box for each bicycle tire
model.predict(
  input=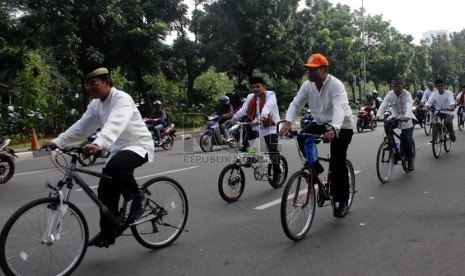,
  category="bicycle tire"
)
[346,160,356,210]
[267,155,288,188]
[199,133,213,152]
[444,128,452,153]
[424,113,432,135]
[0,198,88,276]
[0,155,15,184]
[132,176,188,249]
[458,111,463,131]
[432,124,442,158]
[218,164,245,202]
[77,152,98,166]
[280,170,315,241]
[376,140,394,183]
